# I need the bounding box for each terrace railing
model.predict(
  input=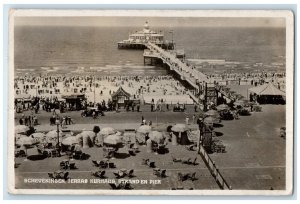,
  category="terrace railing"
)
[198,144,232,190]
